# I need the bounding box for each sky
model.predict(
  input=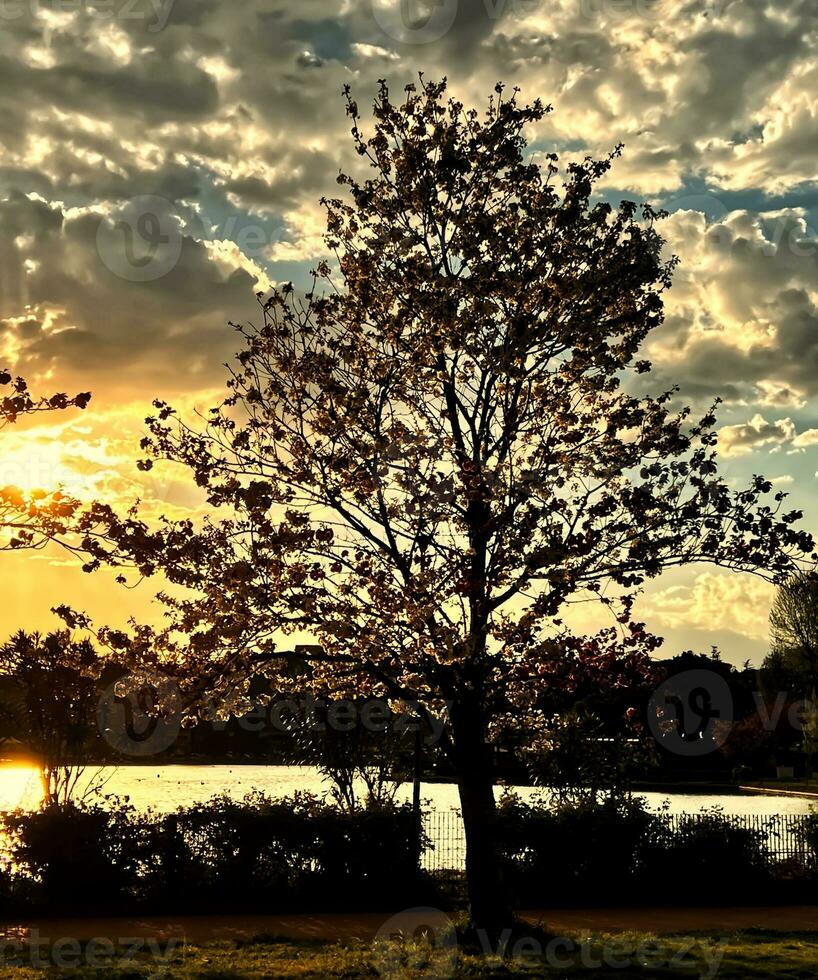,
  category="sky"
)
[1,0,817,664]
